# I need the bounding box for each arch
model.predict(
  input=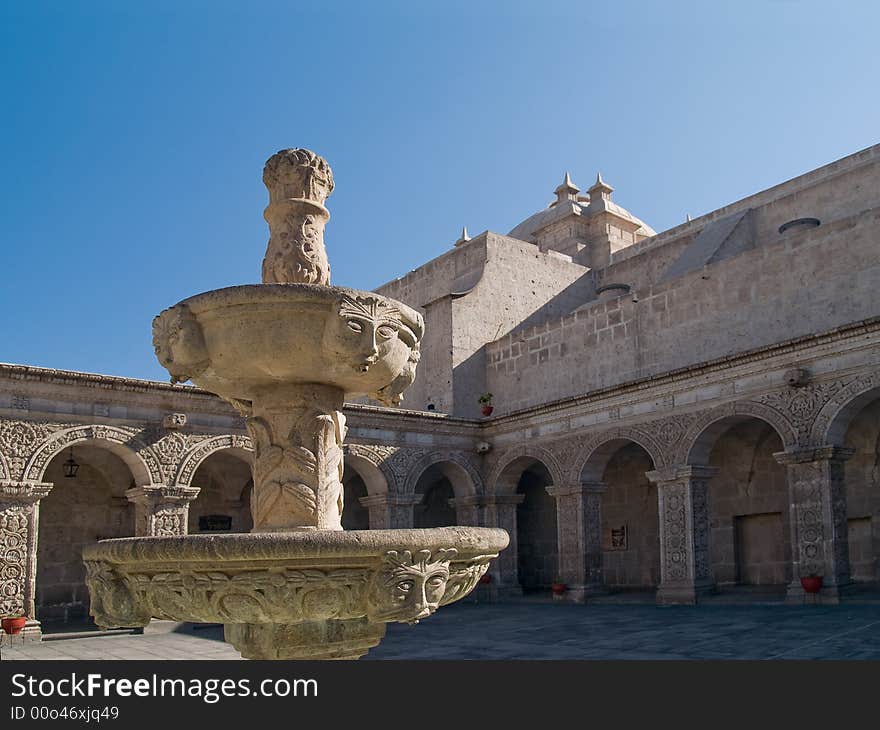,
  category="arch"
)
[403,451,482,498]
[680,401,798,465]
[488,444,563,495]
[24,425,153,485]
[175,435,253,487]
[812,372,880,446]
[577,428,664,483]
[342,445,391,496]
